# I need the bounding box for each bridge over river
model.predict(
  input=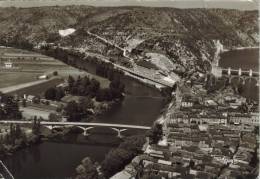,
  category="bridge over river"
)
[212,66,259,85]
[0,121,151,138]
